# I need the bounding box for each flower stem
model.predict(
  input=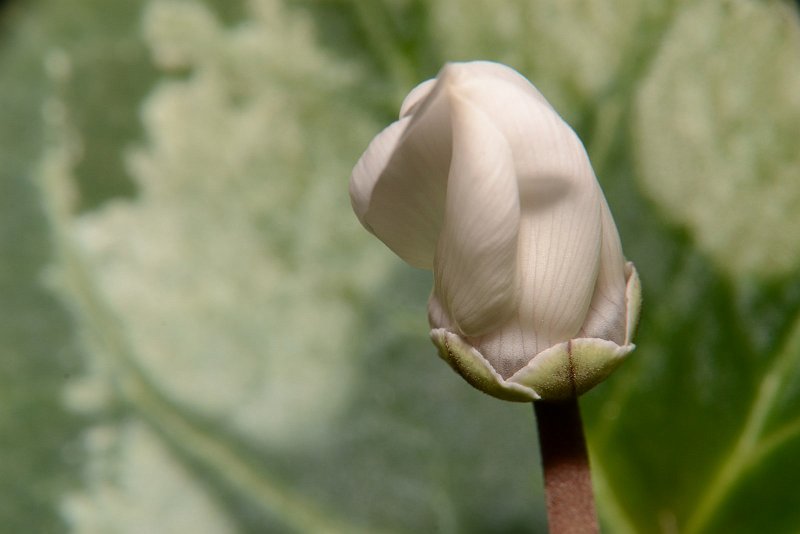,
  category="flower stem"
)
[534,398,599,534]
